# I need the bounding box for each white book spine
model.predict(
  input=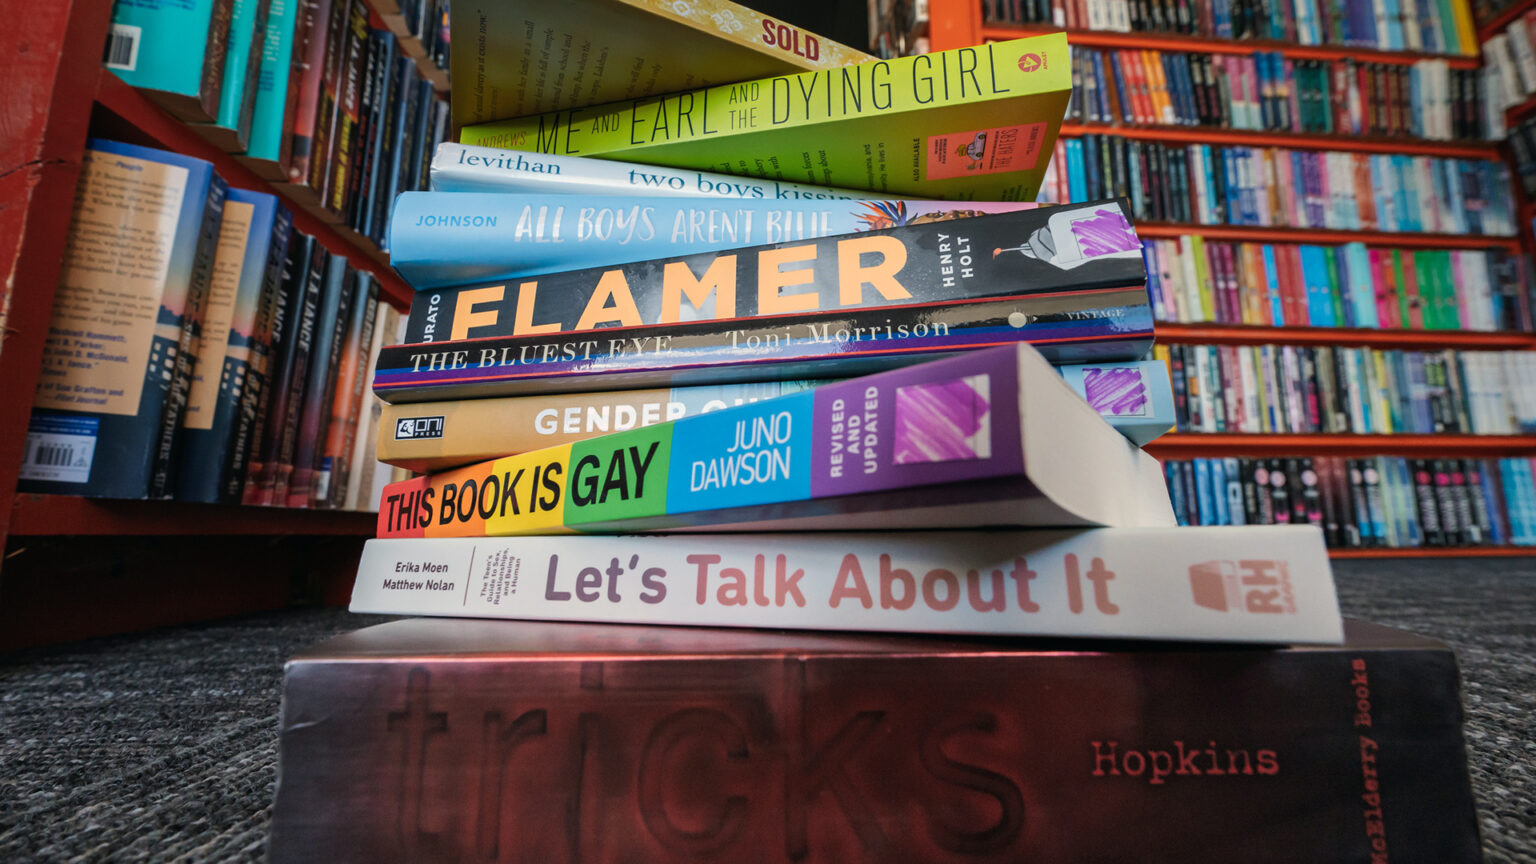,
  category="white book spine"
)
[430,142,883,200]
[350,527,1344,644]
